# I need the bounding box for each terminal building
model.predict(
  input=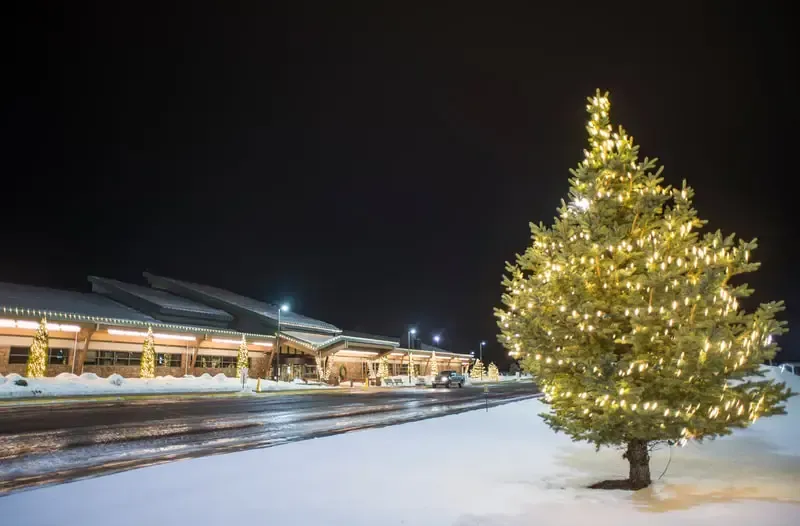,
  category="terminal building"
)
[0,273,471,382]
